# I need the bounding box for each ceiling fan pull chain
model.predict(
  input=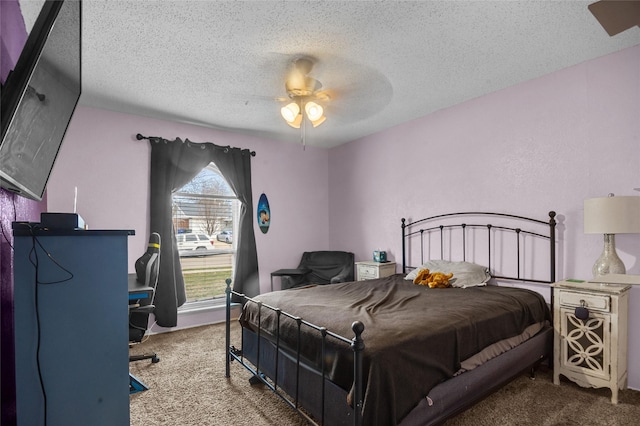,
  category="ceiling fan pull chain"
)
[301,107,306,150]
